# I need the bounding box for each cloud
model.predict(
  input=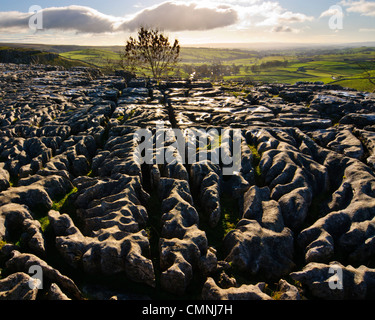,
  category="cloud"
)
[119,1,238,31]
[320,7,342,18]
[271,25,293,32]
[0,1,313,35]
[340,0,375,16]
[238,1,313,27]
[0,6,117,33]
[270,25,302,33]
[0,2,238,34]
[0,11,29,32]
[41,6,118,33]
